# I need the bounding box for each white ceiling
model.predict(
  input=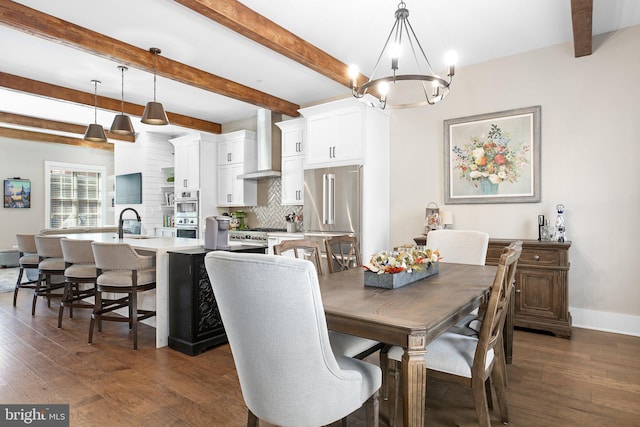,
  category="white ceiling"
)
[1,0,639,137]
